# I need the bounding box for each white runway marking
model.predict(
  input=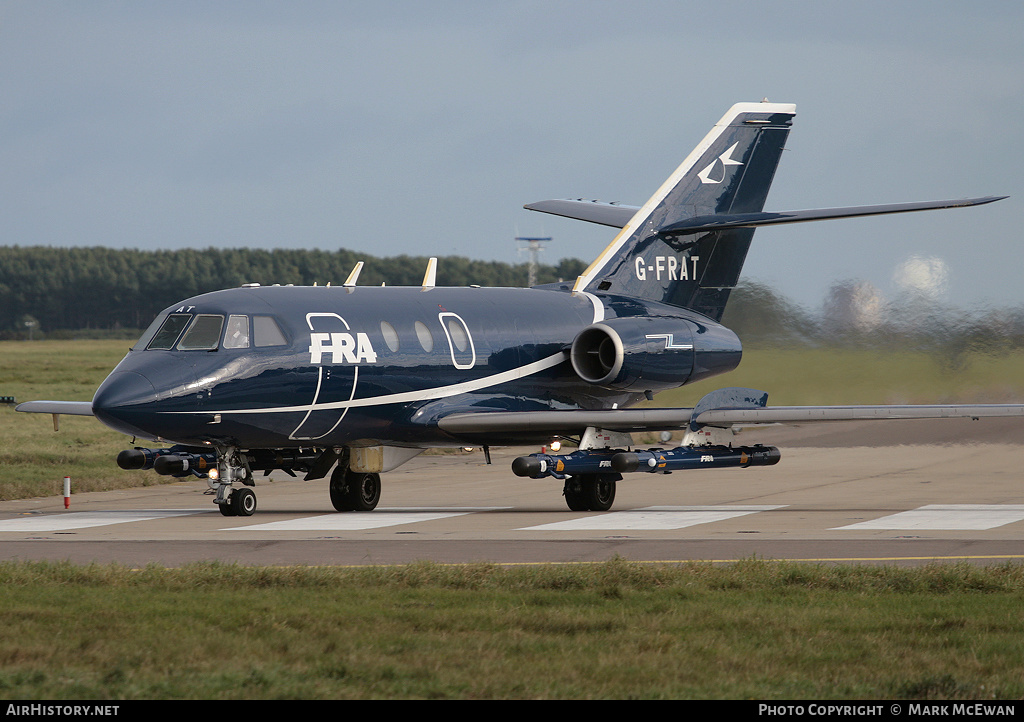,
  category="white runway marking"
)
[834,505,1024,531]
[0,509,210,532]
[519,505,786,531]
[226,507,507,531]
